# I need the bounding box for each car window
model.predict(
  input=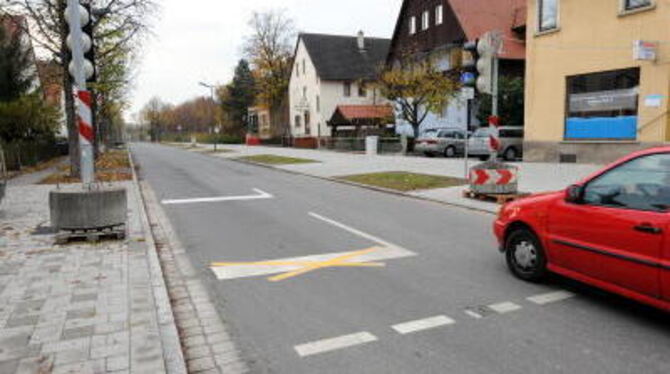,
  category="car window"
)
[583,153,670,212]
[473,128,490,138]
[422,130,438,138]
[438,131,451,138]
